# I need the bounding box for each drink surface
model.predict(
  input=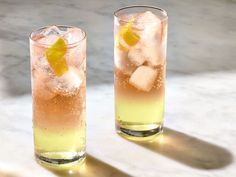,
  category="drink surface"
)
[30,26,86,162]
[114,10,167,138]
